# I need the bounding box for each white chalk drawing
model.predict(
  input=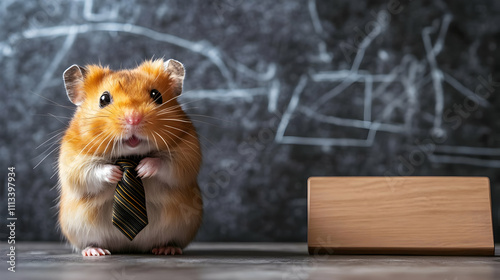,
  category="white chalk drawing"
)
[274,3,499,168]
[2,0,278,104]
[2,0,498,168]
